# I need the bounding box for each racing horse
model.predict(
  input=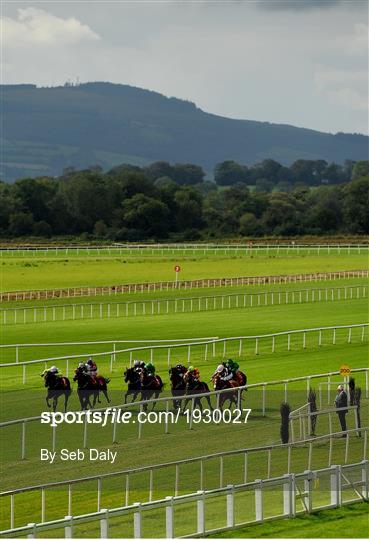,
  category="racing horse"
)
[123,367,142,404]
[212,371,247,410]
[169,365,187,410]
[42,371,72,412]
[73,366,110,410]
[140,370,164,411]
[183,370,213,411]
